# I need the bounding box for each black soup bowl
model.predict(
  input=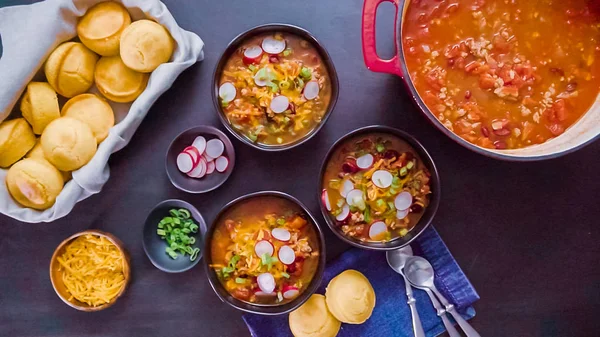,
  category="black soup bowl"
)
[318,126,441,251]
[212,23,339,151]
[203,191,326,315]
